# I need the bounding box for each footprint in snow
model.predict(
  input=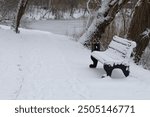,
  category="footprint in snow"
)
[17,64,23,71]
